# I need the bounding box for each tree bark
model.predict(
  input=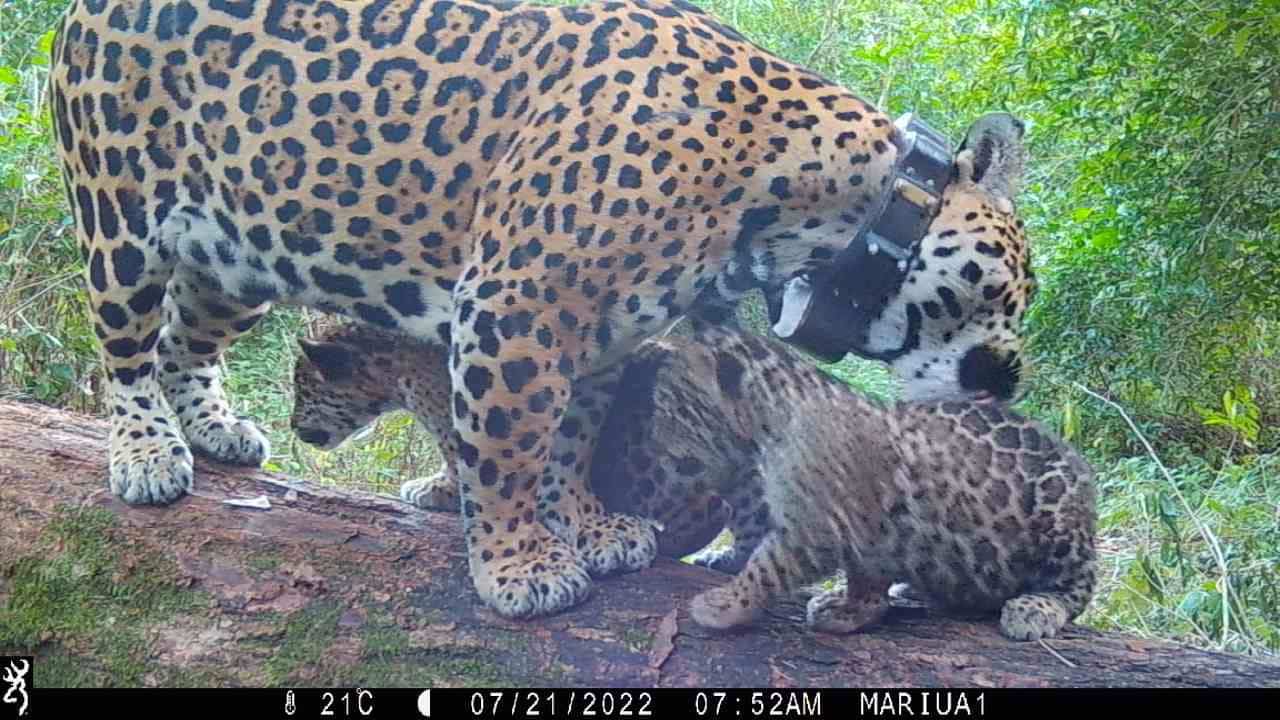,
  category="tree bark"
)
[0,400,1276,688]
